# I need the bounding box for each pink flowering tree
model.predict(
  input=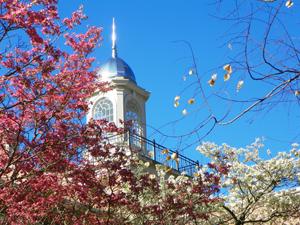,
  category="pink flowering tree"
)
[0,0,103,223]
[0,1,227,224]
